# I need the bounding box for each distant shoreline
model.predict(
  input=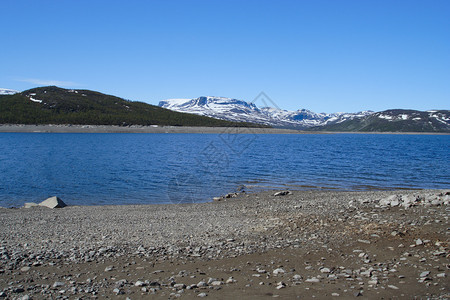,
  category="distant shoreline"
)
[0,124,449,134]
